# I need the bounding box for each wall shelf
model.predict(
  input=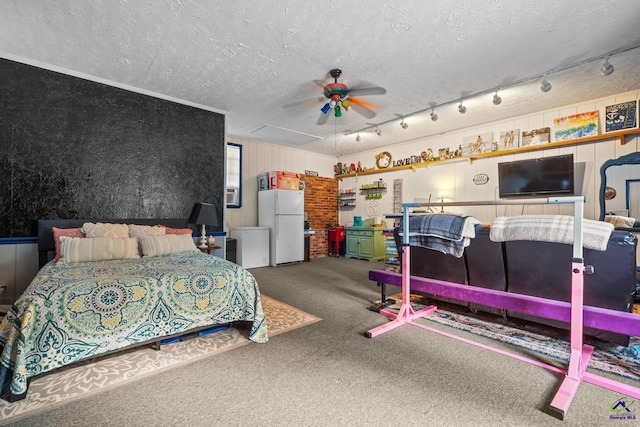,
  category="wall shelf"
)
[338,188,357,208]
[334,128,640,179]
